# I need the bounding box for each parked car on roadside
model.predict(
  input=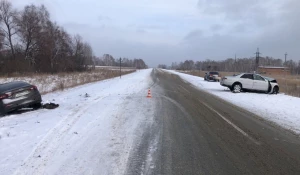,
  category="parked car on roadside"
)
[0,81,42,116]
[220,73,279,94]
[204,72,220,81]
